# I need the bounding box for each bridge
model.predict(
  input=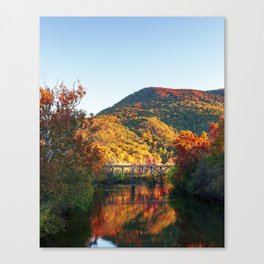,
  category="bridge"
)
[104,164,174,177]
